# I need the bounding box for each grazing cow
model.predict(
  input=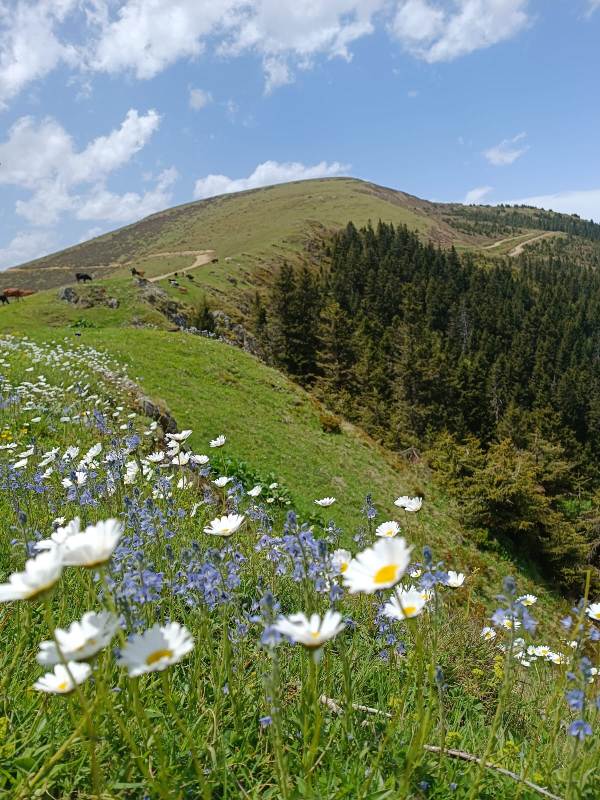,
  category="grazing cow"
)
[178,287,188,294]
[75,273,93,283]
[211,257,219,263]
[131,268,146,277]
[3,288,35,300]
[168,279,179,287]
[187,274,195,281]
[0,293,8,305]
